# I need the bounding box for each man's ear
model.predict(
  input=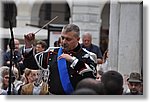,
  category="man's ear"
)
[77,37,80,41]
